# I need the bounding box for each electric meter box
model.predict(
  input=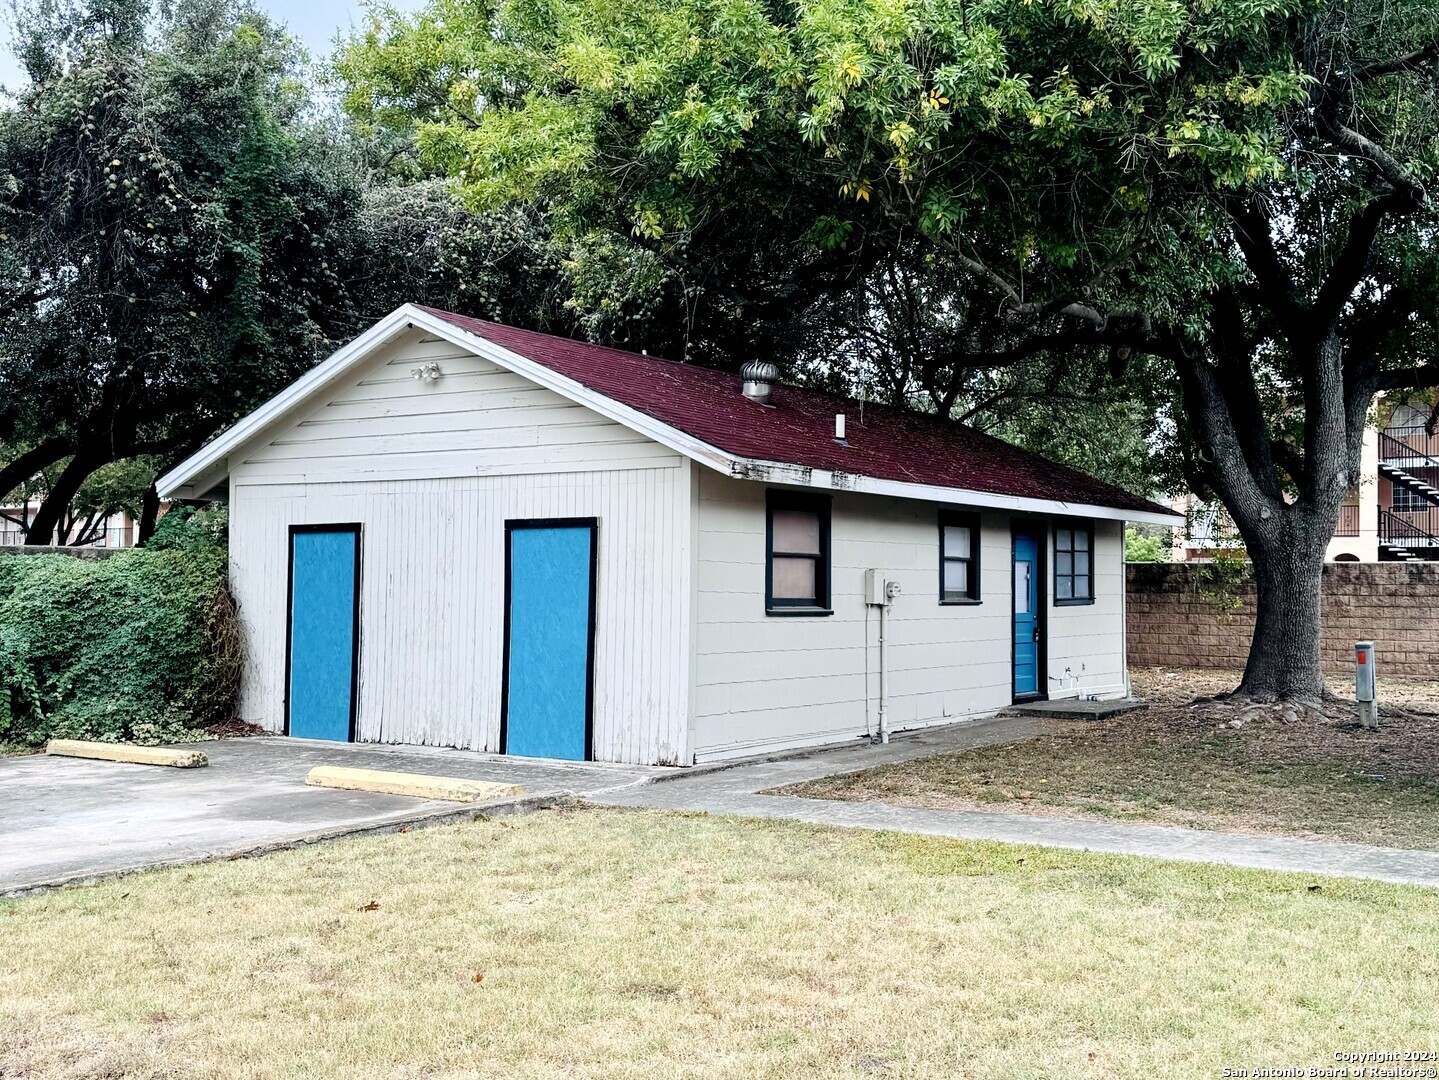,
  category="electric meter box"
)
[864,569,887,607]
